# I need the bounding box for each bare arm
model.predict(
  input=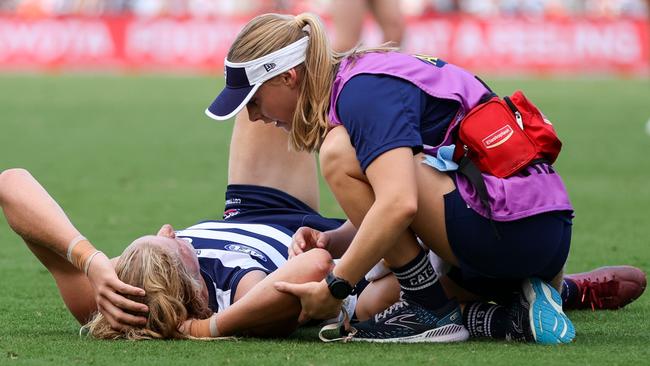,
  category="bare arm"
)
[276,148,422,321]
[333,147,420,283]
[181,249,333,338]
[0,168,148,328]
